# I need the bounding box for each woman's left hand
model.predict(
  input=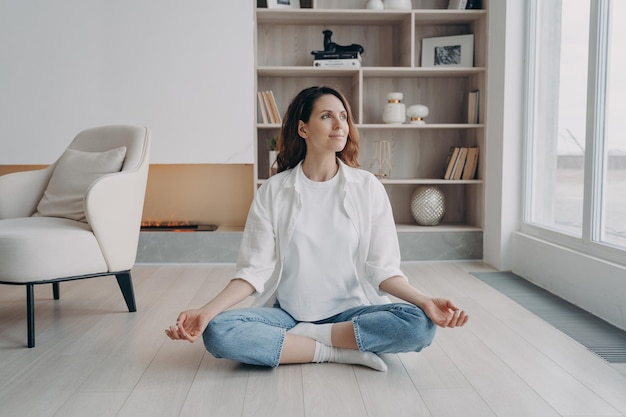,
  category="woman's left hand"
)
[422,298,469,328]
